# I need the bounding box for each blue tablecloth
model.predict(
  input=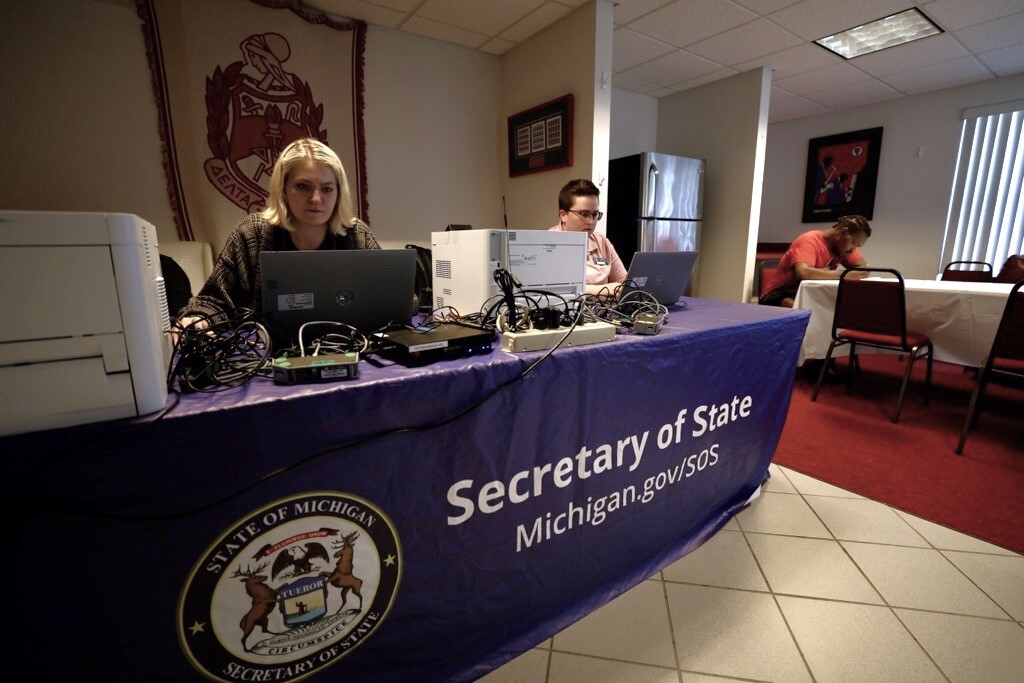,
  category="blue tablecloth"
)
[3,298,808,681]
